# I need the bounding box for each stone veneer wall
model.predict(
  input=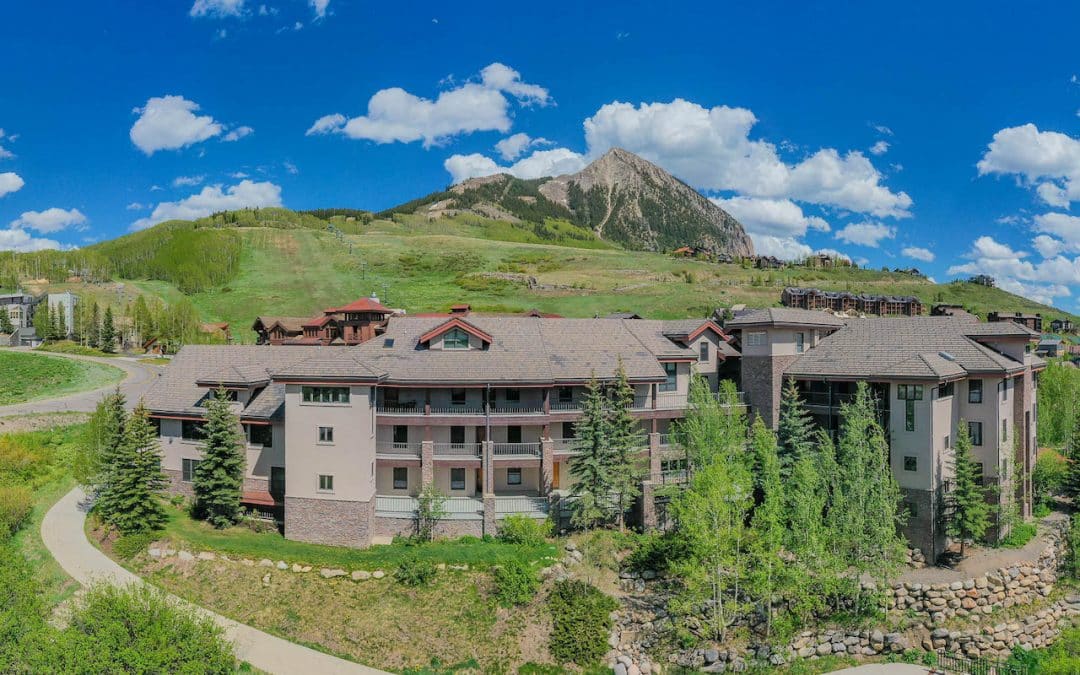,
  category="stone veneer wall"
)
[900,486,944,562]
[740,355,798,427]
[372,516,483,539]
[164,469,194,498]
[284,496,373,548]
